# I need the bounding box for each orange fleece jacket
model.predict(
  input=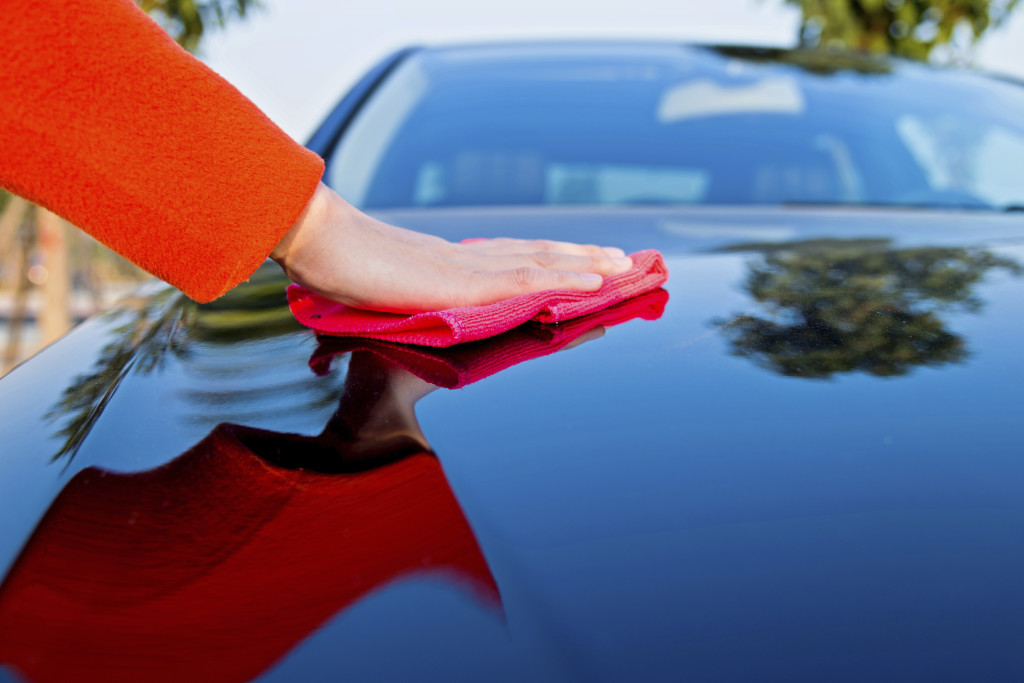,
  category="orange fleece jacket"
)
[0,0,325,302]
